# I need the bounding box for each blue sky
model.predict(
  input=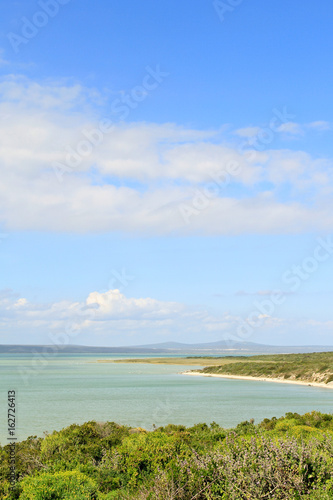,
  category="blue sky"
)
[0,0,333,346]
